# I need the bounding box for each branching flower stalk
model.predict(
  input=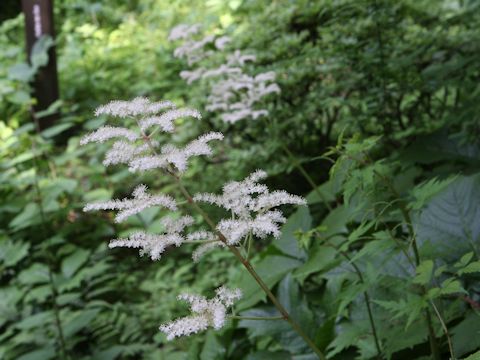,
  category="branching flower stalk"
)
[81,98,326,359]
